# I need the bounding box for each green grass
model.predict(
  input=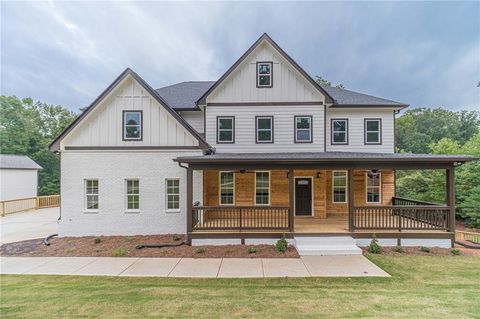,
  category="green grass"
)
[1,255,479,318]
